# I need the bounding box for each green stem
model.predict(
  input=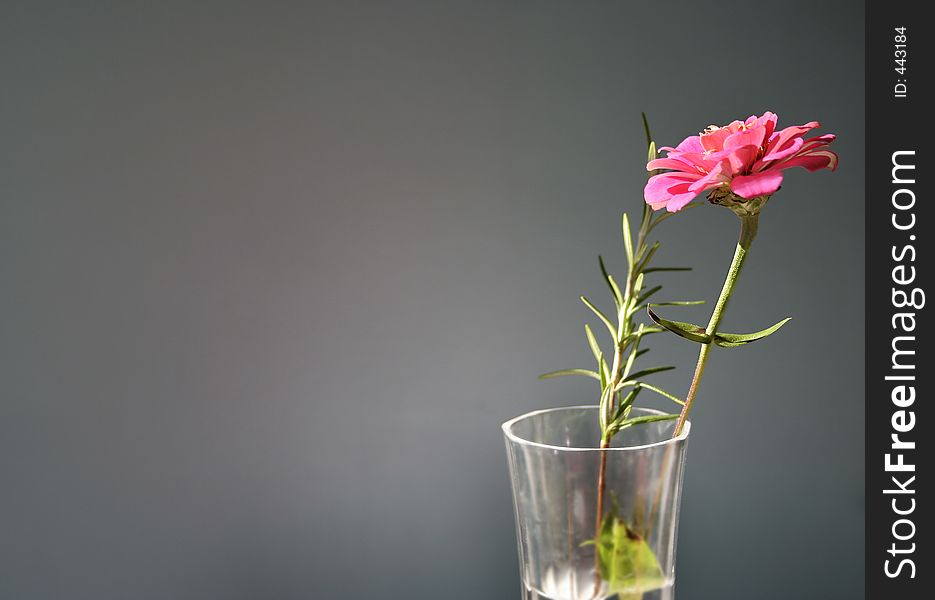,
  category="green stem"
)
[593,437,610,596]
[594,209,652,597]
[672,214,758,437]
